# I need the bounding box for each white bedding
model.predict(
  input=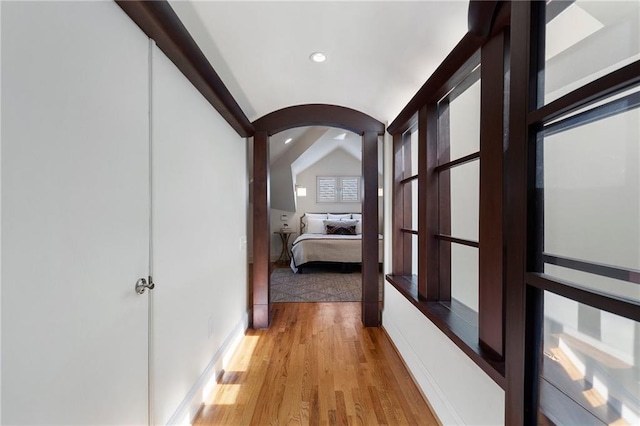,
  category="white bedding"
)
[290,233,383,273]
